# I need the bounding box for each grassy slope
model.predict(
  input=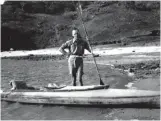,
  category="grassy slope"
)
[1,1,160,51]
[34,2,160,46]
[83,3,160,45]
